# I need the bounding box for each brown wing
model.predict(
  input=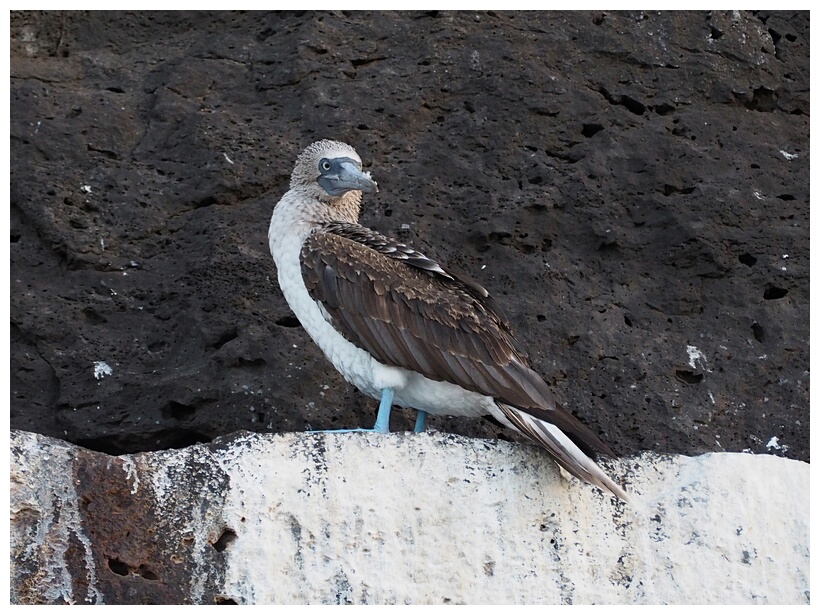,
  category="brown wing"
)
[301,223,614,457]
